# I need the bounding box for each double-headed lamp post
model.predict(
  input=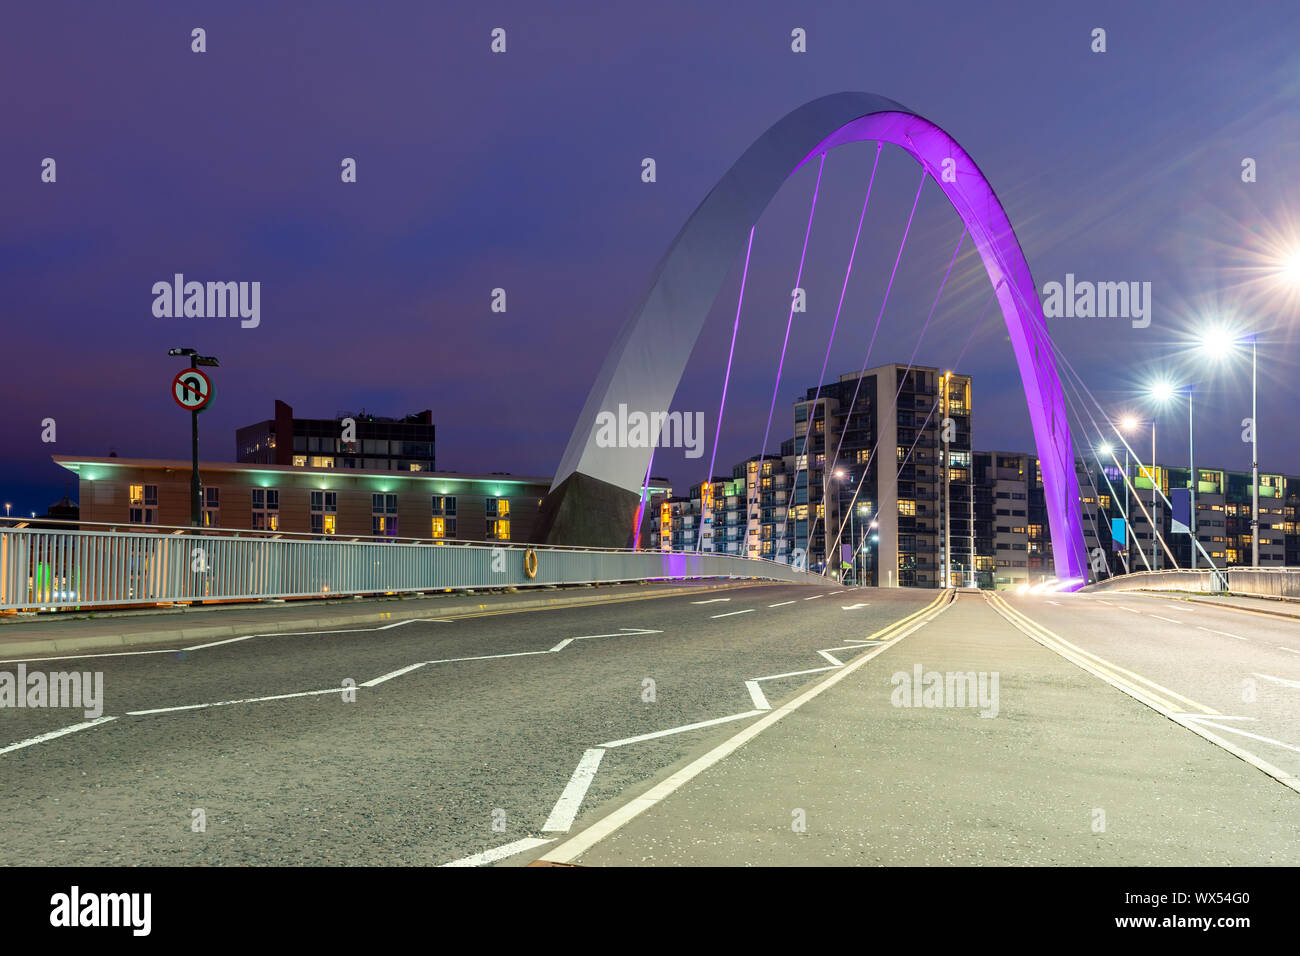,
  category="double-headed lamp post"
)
[821,467,845,575]
[1198,327,1259,566]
